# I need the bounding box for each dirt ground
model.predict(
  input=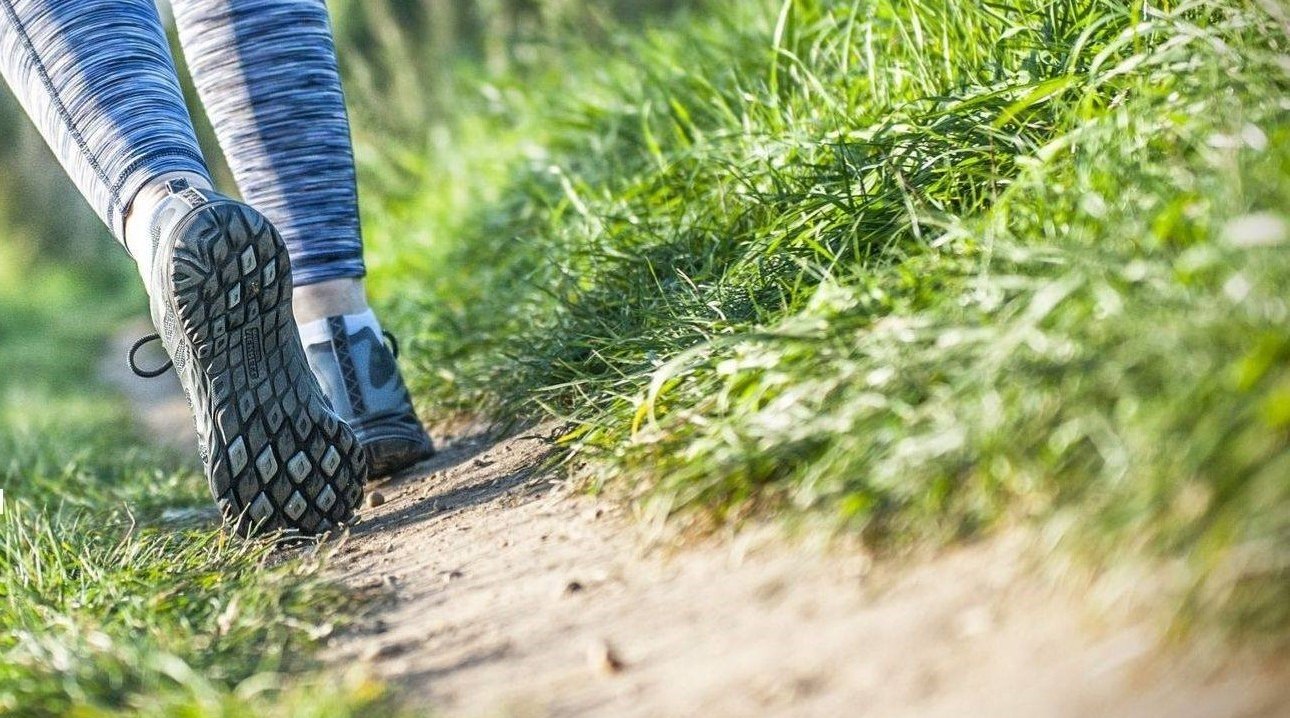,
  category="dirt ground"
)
[104,326,1290,718]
